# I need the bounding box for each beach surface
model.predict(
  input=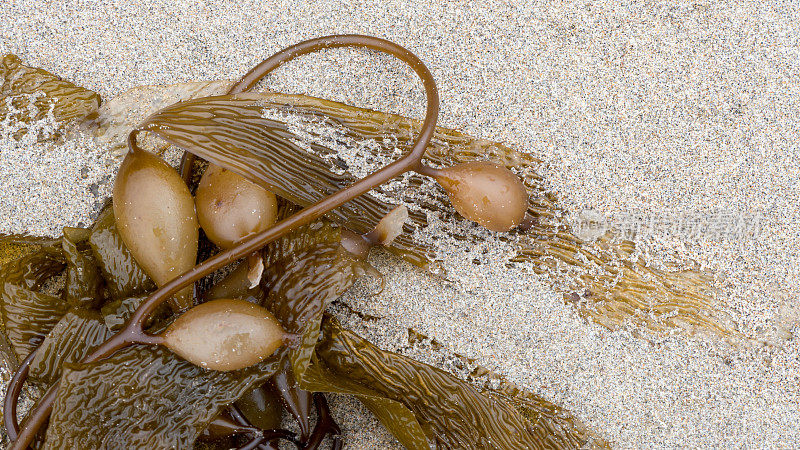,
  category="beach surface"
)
[2,1,800,447]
